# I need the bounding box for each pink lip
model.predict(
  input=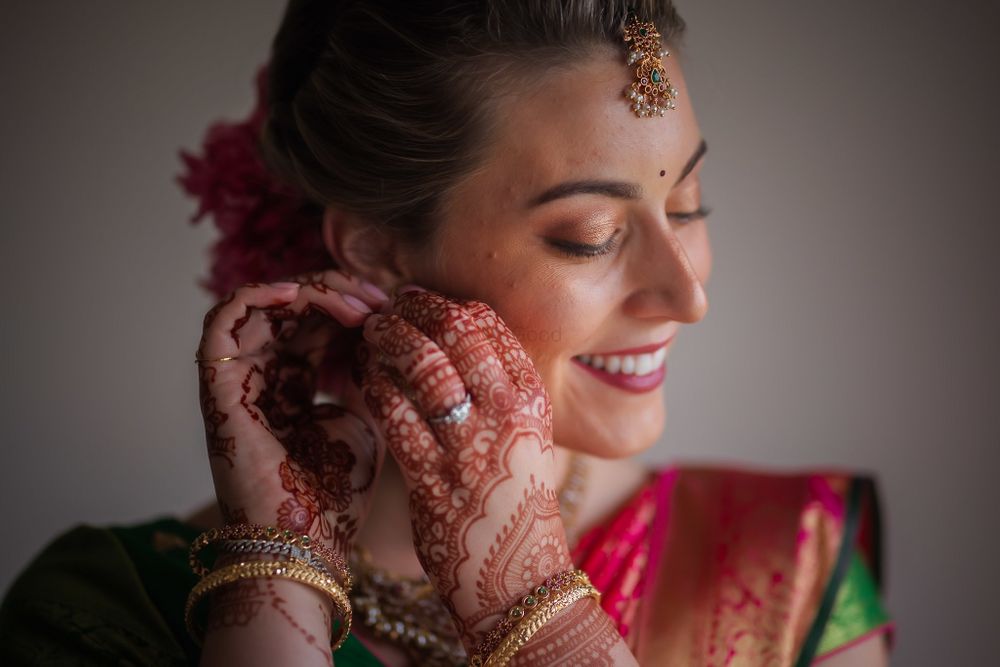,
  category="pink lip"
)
[582,335,675,357]
[570,357,667,394]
